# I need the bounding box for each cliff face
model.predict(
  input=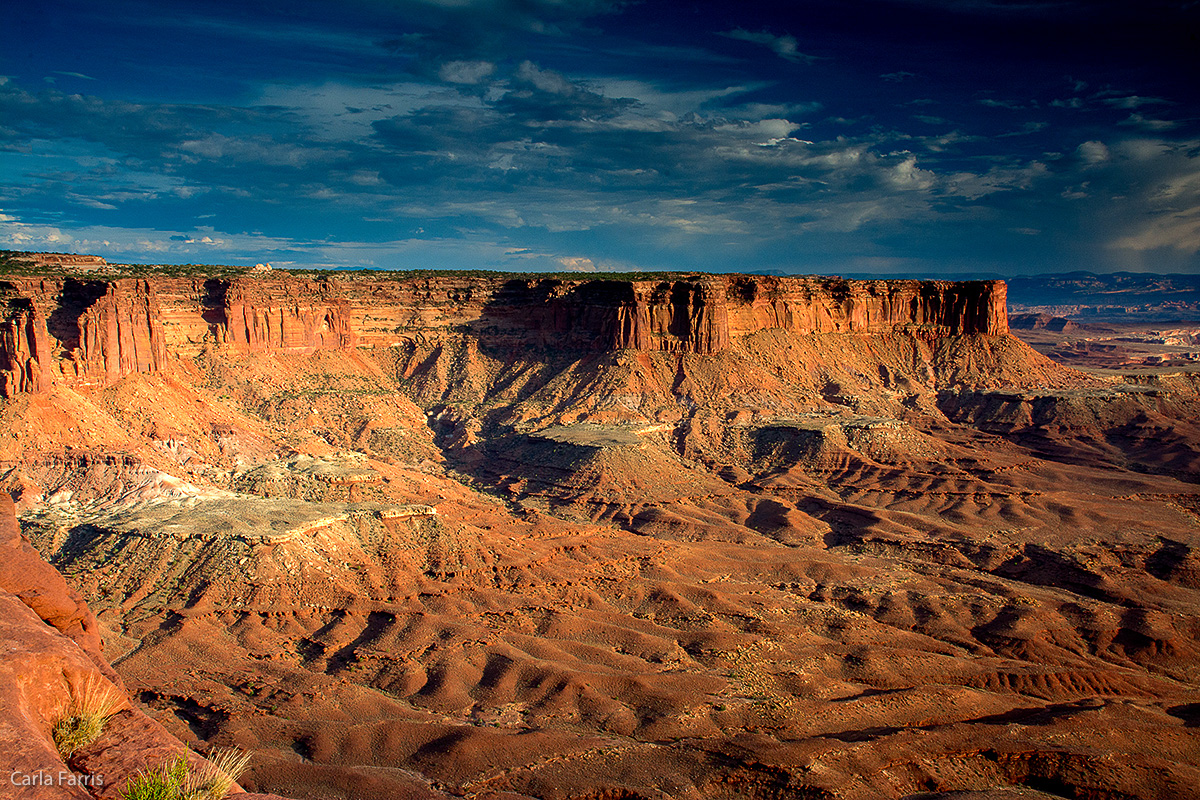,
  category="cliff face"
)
[0,279,170,396]
[74,281,169,386]
[348,275,1006,356]
[722,276,1008,340]
[470,279,732,353]
[0,297,52,397]
[0,273,1008,395]
[218,279,357,353]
